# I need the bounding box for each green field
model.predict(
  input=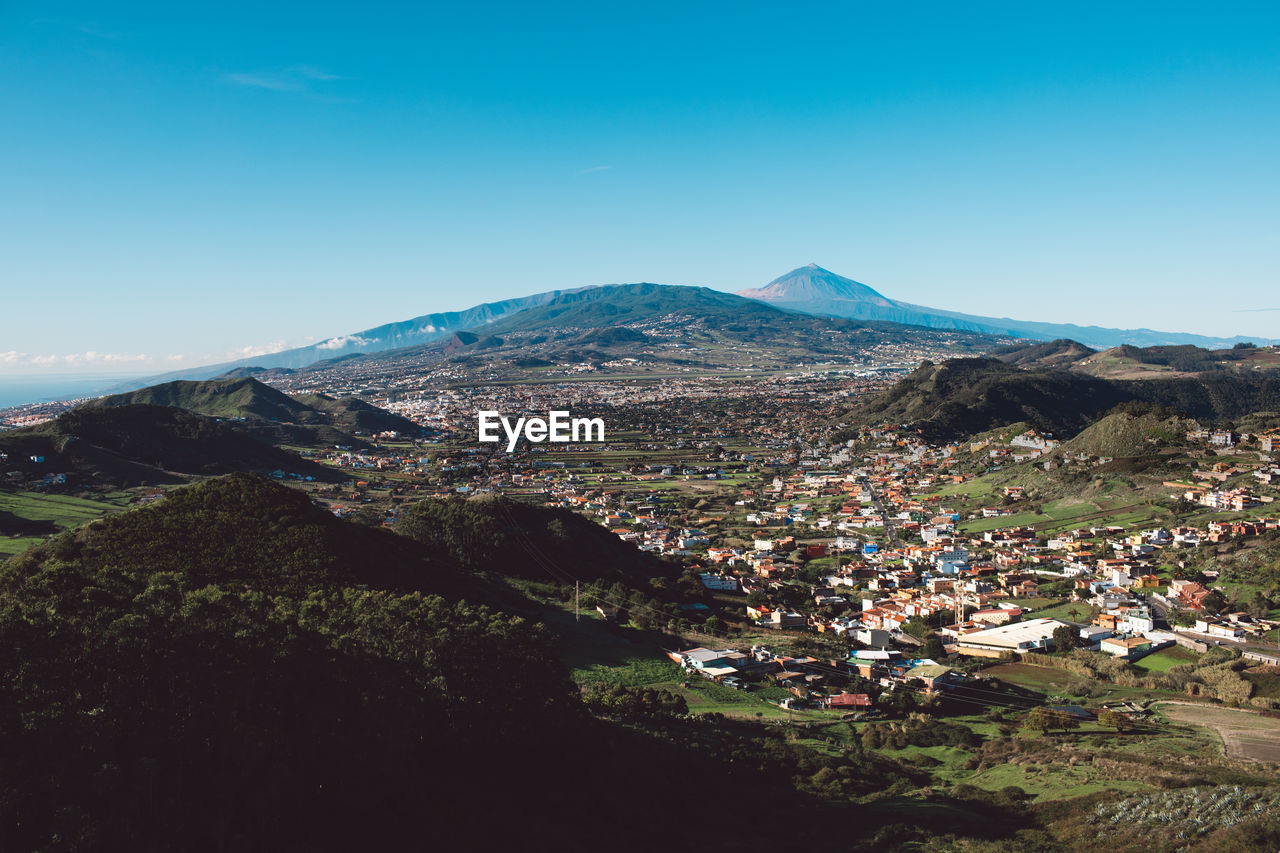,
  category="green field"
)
[0,490,131,556]
[1131,645,1200,673]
